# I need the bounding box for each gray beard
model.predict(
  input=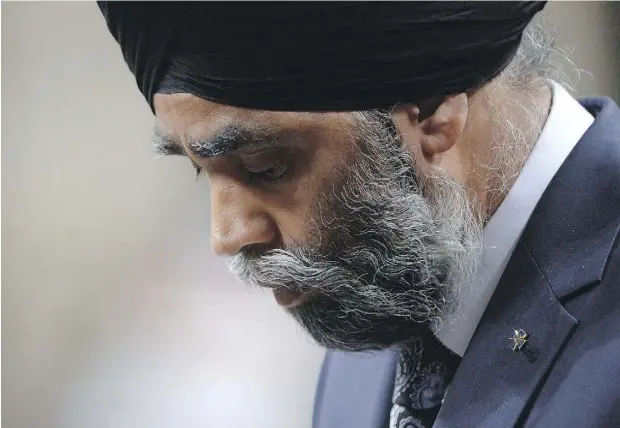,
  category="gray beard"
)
[229,110,483,351]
